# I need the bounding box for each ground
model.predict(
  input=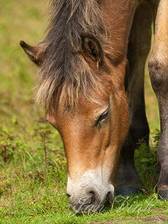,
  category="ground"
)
[0,0,167,223]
